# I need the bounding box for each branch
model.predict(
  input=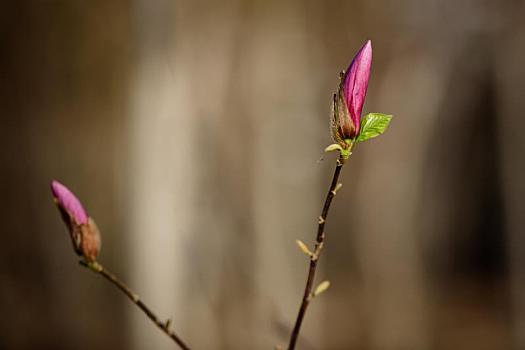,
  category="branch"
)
[80,260,191,350]
[287,157,345,350]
